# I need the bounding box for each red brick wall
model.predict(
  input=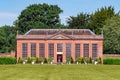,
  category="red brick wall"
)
[17,39,103,63]
[104,54,120,58]
[0,51,16,57]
